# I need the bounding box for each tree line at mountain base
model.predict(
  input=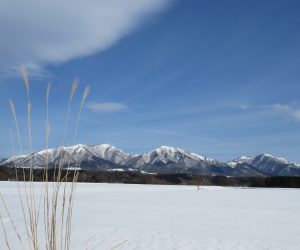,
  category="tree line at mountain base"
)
[0,166,300,188]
